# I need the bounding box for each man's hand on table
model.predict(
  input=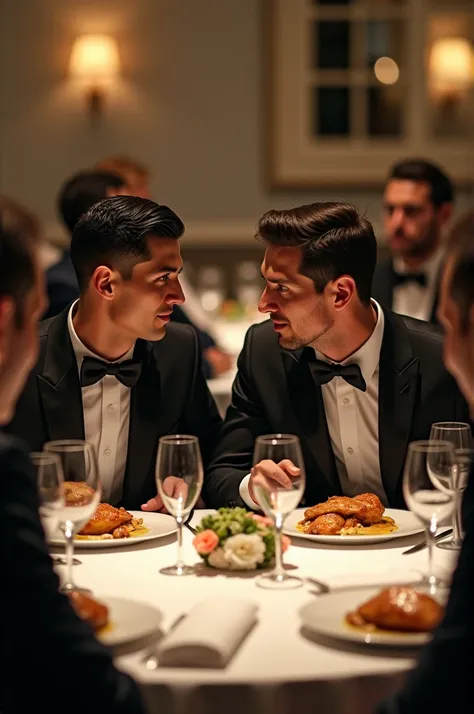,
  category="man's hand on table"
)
[249,459,301,504]
[141,475,205,513]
